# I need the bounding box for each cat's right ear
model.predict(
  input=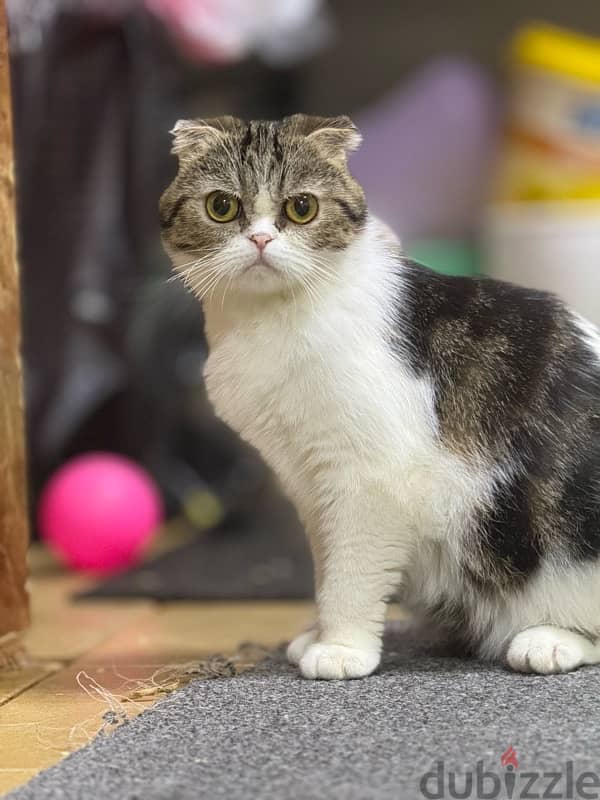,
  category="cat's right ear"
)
[169,117,243,158]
